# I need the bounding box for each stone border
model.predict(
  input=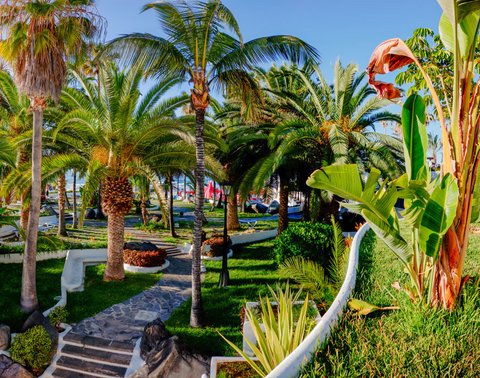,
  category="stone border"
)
[264,224,370,378]
[123,259,170,273]
[0,250,67,264]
